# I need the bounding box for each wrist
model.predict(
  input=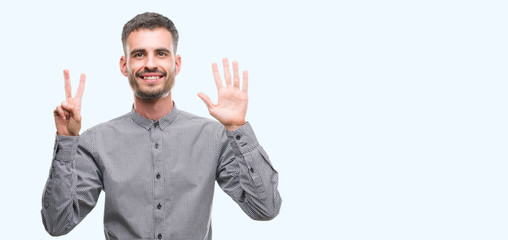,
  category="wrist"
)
[224,122,246,131]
